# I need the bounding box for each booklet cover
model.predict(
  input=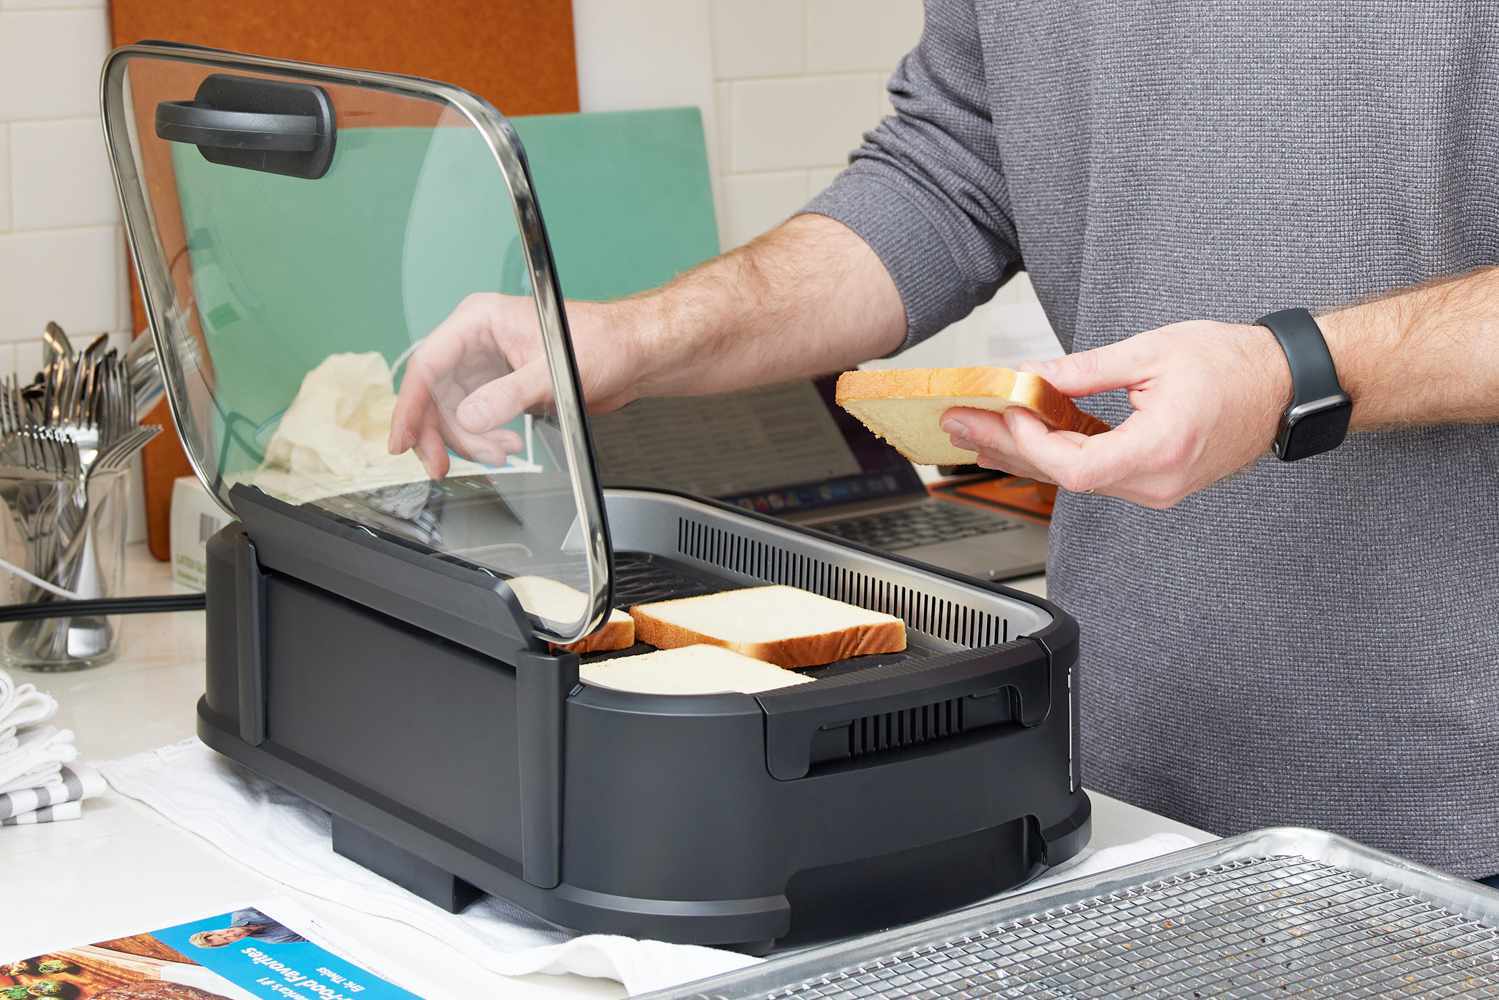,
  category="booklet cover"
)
[2,906,417,1000]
